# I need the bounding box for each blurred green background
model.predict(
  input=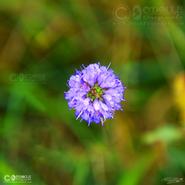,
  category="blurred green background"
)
[0,0,185,185]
